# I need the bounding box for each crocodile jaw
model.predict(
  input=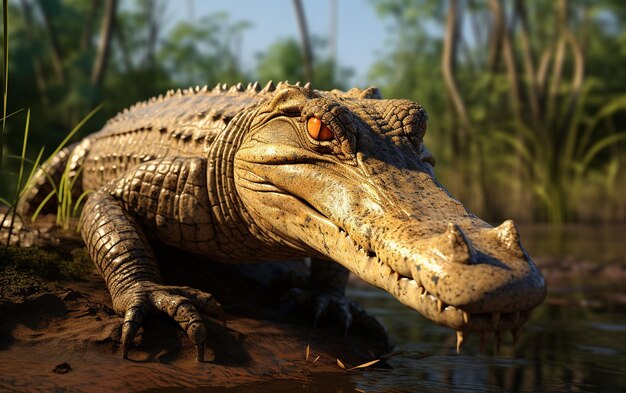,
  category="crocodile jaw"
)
[235,164,546,340]
[270,203,545,334]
